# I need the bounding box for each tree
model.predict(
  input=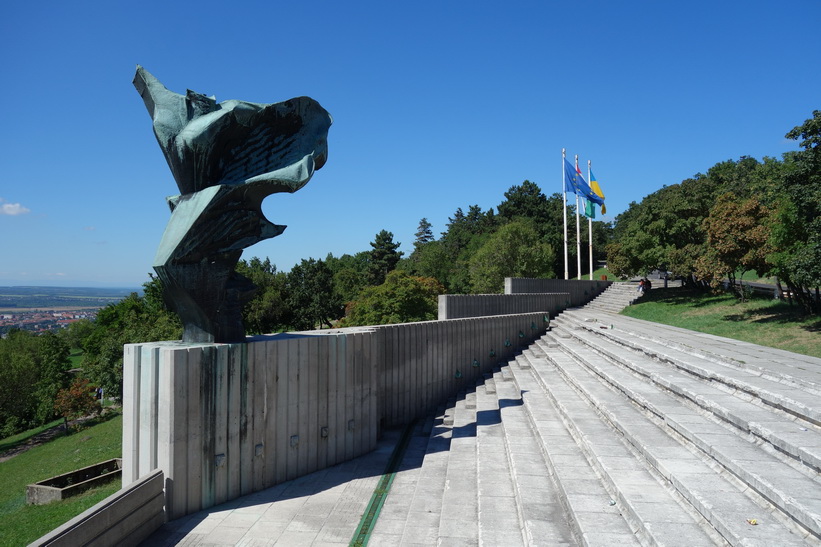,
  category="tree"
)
[497,180,551,225]
[768,111,821,313]
[695,194,771,297]
[82,276,182,401]
[368,230,403,285]
[34,332,72,423]
[468,219,555,293]
[414,218,434,248]
[0,329,72,436]
[326,252,371,304]
[341,270,444,326]
[54,378,100,432]
[287,258,344,330]
[236,257,289,334]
